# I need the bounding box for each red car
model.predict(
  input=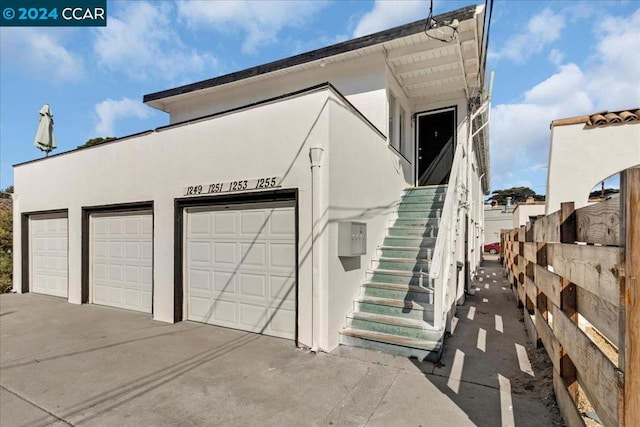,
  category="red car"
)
[484,242,501,254]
